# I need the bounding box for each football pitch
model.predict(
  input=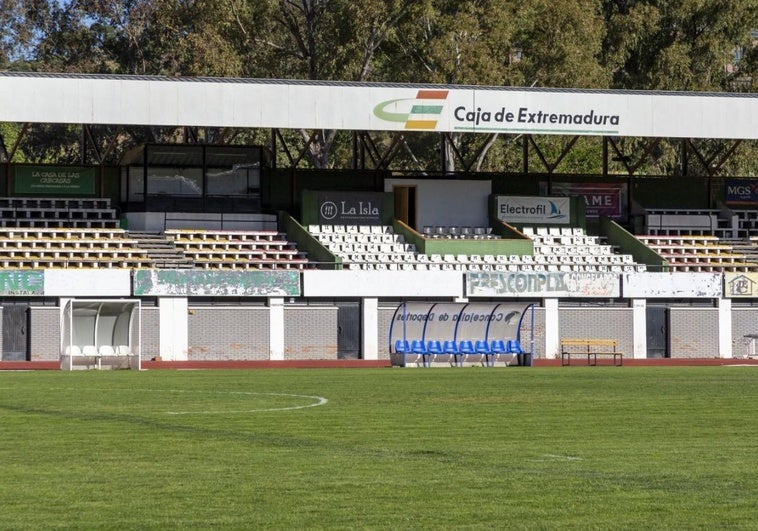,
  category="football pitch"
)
[1,367,757,530]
